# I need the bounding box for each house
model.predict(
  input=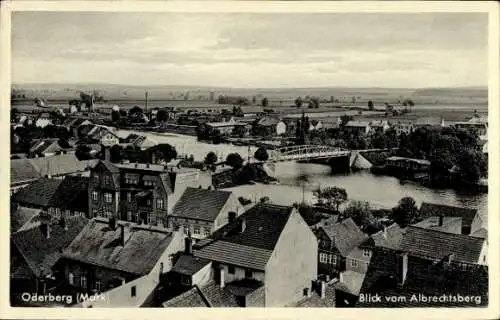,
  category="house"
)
[253,117,287,136]
[356,247,488,307]
[53,218,185,295]
[399,226,487,265]
[28,139,74,158]
[35,112,53,128]
[385,156,431,173]
[10,216,89,306]
[369,120,390,134]
[168,188,245,240]
[180,203,318,307]
[312,218,368,278]
[88,160,204,227]
[130,135,158,150]
[391,121,414,136]
[343,121,371,136]
[87,125,120,146]
[453,121,487,137]
[412,215,463,234]
[309,120,323,131]
[419,202,482,235]
[414,116,446,128]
